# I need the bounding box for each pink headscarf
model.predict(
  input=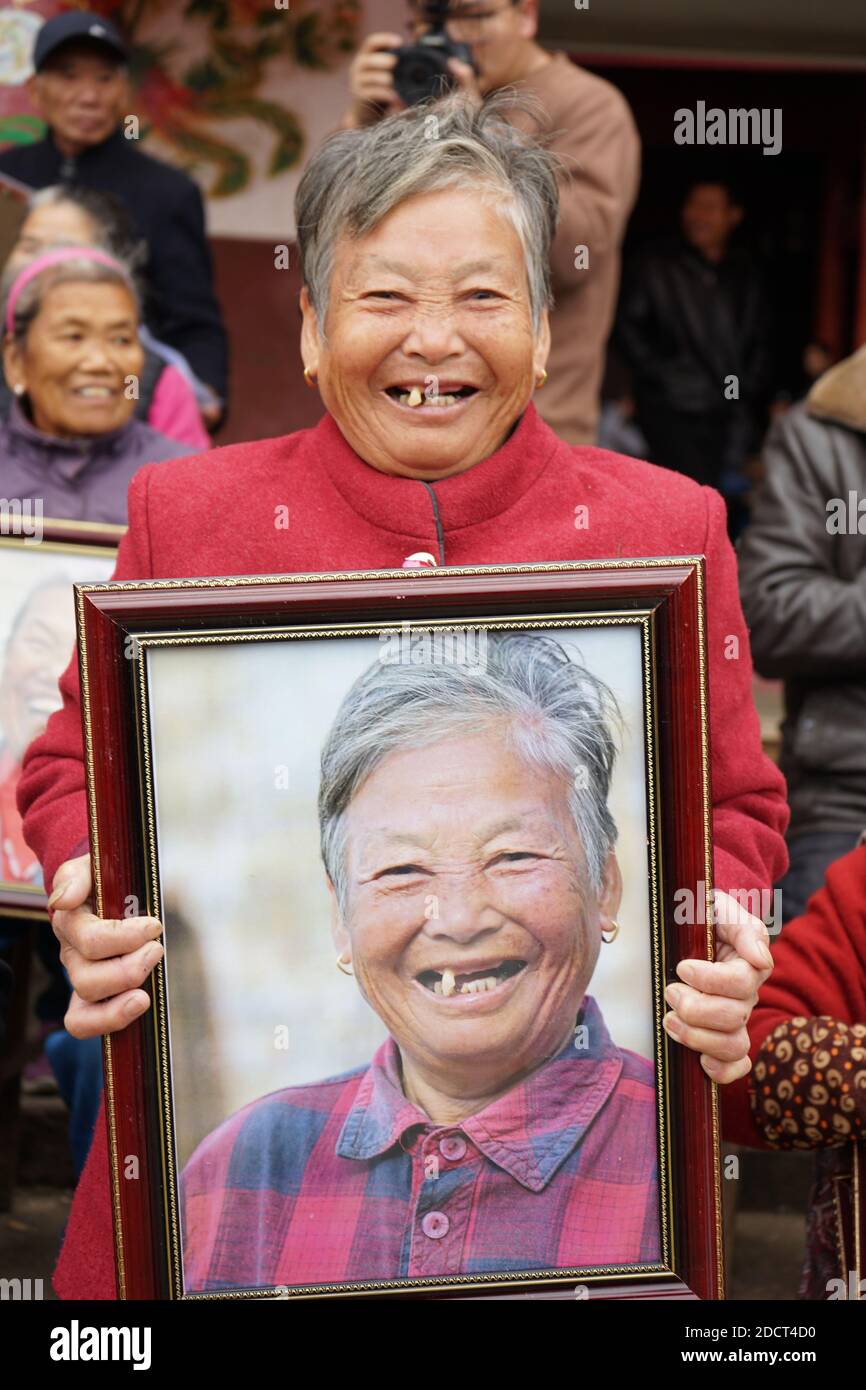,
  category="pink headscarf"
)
[4,246,133,335]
